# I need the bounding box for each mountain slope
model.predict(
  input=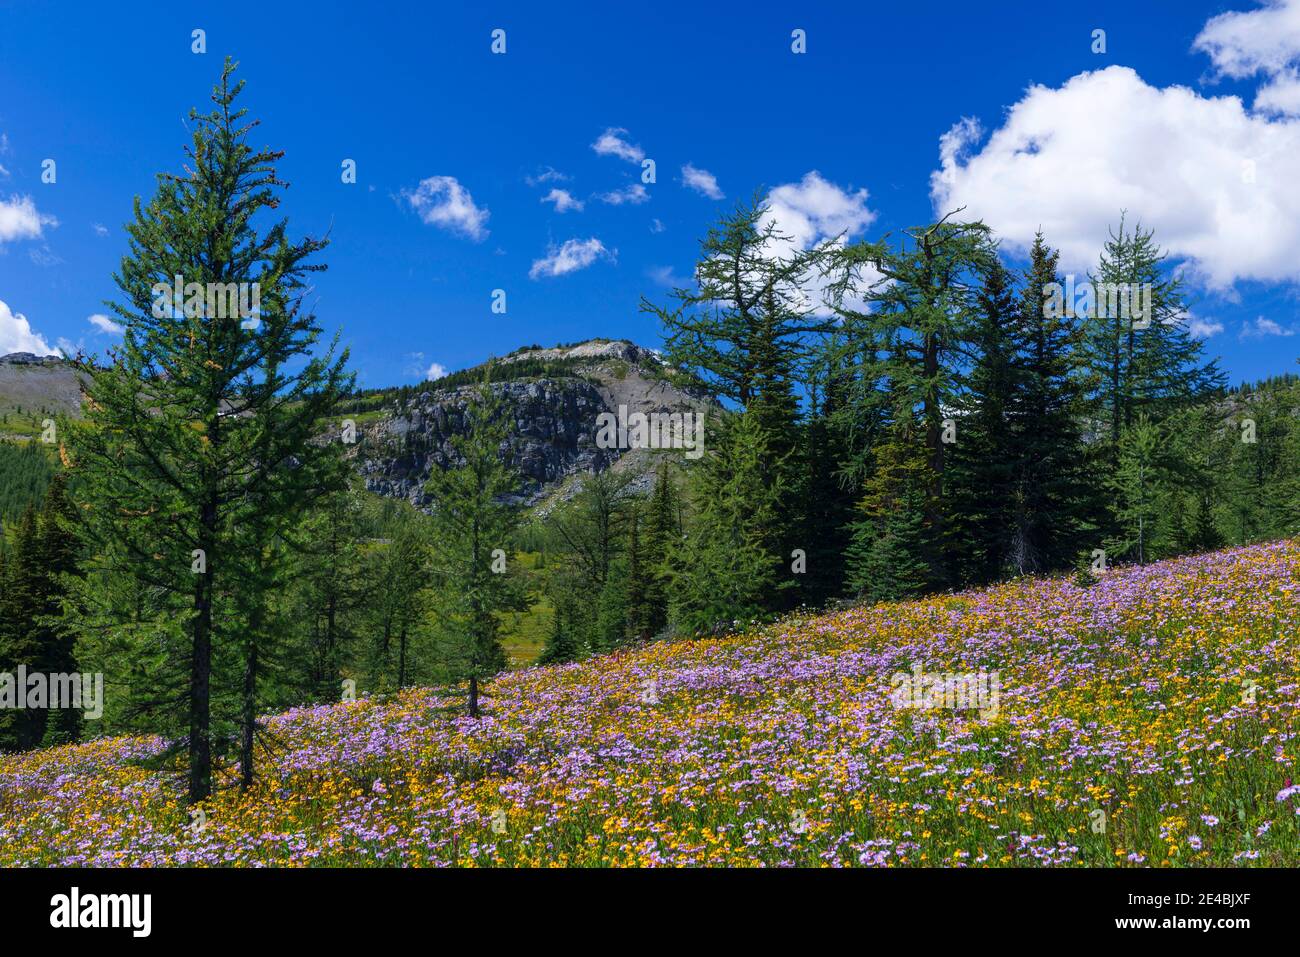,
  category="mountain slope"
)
[3,538,1298,866]
[0,339,712,507]
[0,353,86,440]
